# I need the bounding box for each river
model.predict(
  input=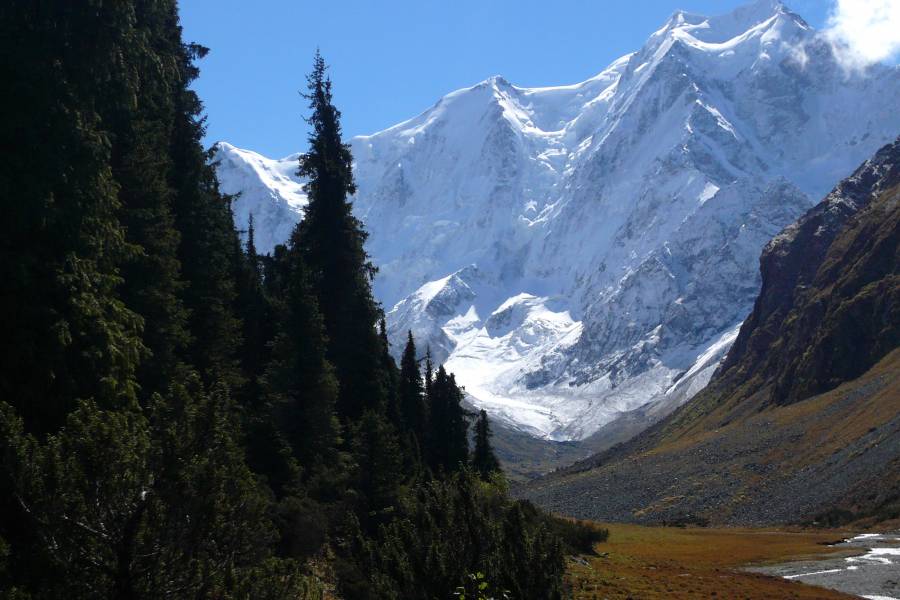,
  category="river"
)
[749,532,900,599]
